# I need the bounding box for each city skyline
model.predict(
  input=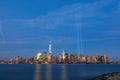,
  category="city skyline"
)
[0,0,120,60]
